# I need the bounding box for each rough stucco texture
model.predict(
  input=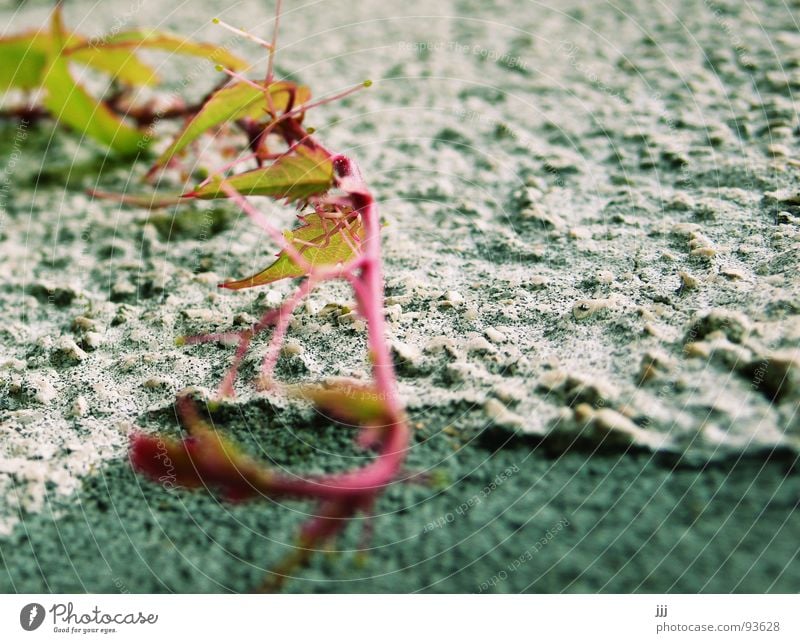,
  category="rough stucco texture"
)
[0,0,798,592]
